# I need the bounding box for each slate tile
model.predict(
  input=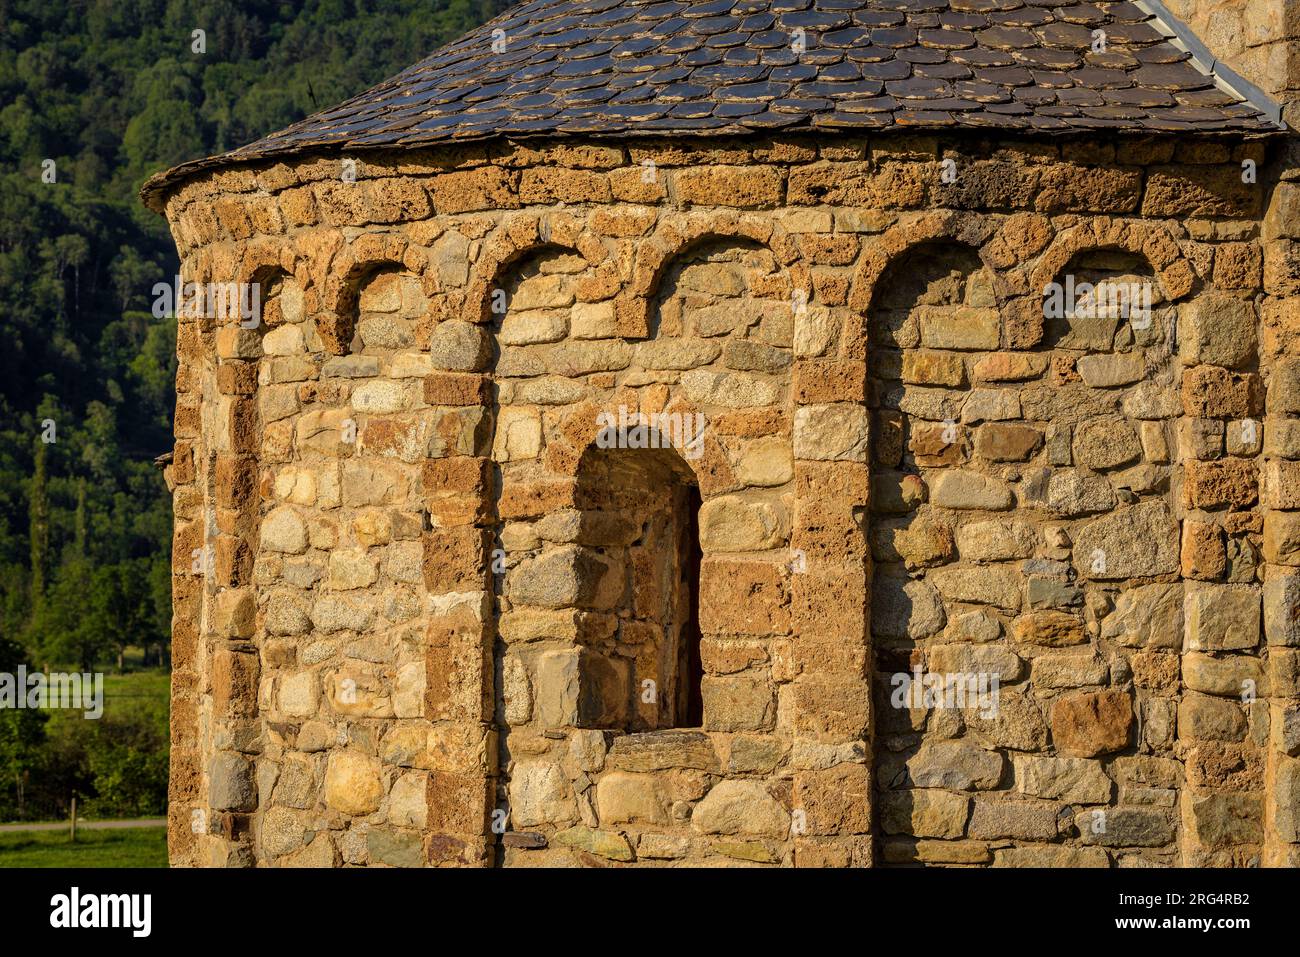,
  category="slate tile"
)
[143,0,1284,201]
